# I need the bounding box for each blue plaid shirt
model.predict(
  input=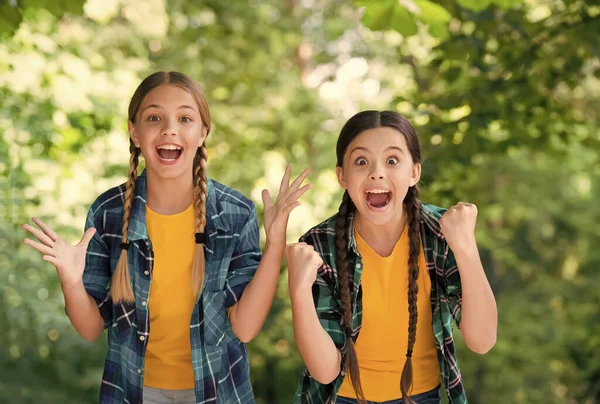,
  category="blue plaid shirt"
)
[82,171,261,404]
